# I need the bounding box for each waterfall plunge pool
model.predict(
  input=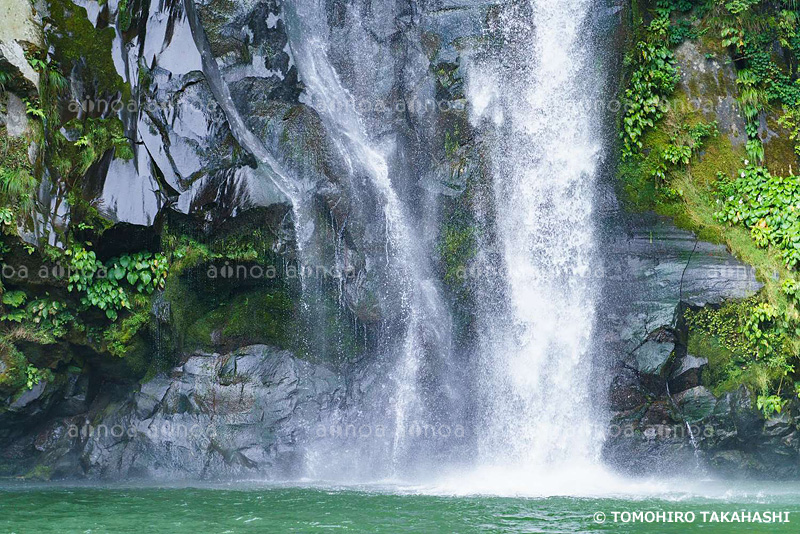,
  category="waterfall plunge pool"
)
[2,479,799,533]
